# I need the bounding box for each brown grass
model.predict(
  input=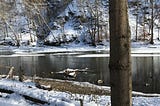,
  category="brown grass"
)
[34,78,110,95]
